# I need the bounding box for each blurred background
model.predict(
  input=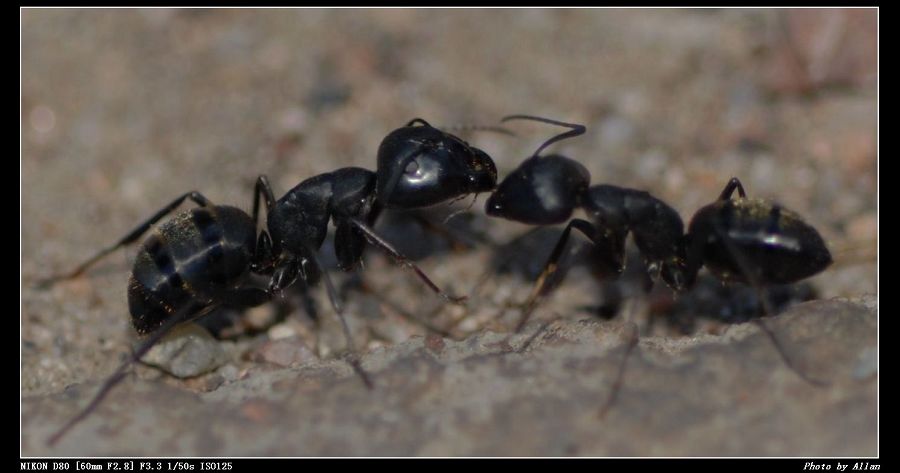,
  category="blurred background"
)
[22,8,877,455]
